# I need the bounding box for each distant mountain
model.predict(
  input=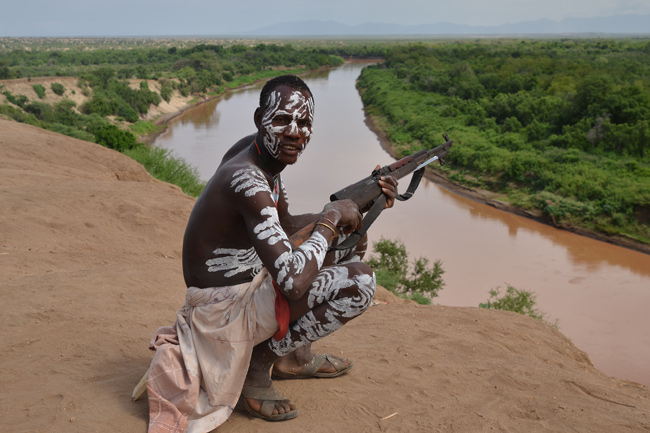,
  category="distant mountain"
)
[240,14,650,36]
